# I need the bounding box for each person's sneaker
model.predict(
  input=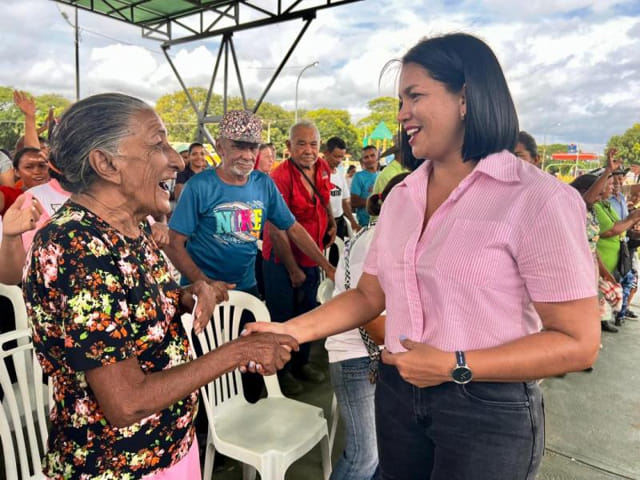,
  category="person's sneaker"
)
[279,371,303,396]
[601,320,619,333]
[297,363,326,384]
[625,310,638,319]
[614,314,625,327]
